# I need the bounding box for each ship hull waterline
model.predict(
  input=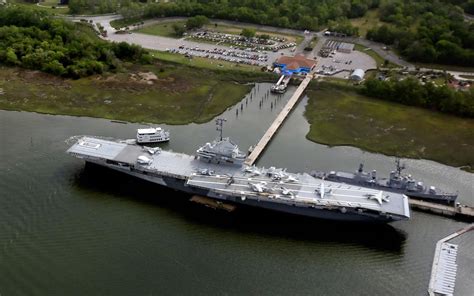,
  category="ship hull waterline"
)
[83,159,405,223]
